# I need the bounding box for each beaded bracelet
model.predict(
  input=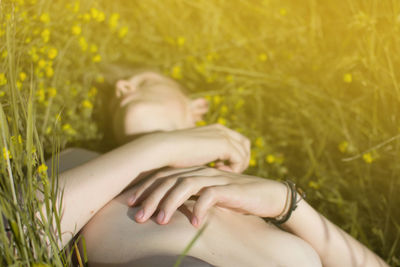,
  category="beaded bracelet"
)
[267,180,306,226]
